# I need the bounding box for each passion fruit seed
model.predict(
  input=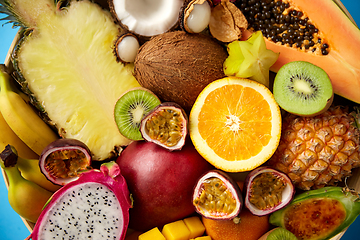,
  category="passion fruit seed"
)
[145,108,184,147]
[236,0,329,55]
[45,149,89,179]
[193,177,237,216]
[249,172,286,210]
